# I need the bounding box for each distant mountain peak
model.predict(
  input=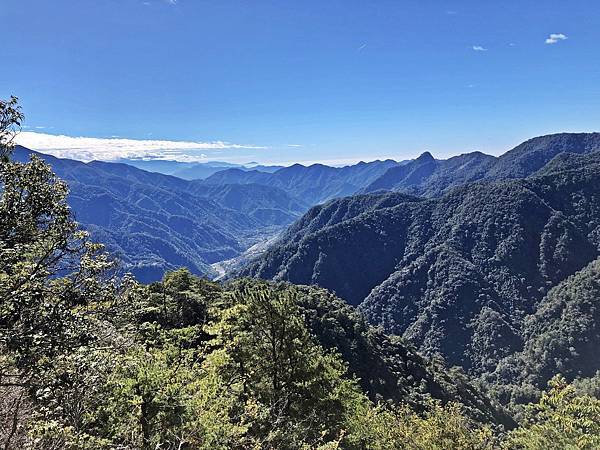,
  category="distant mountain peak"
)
[416,151,435,162]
